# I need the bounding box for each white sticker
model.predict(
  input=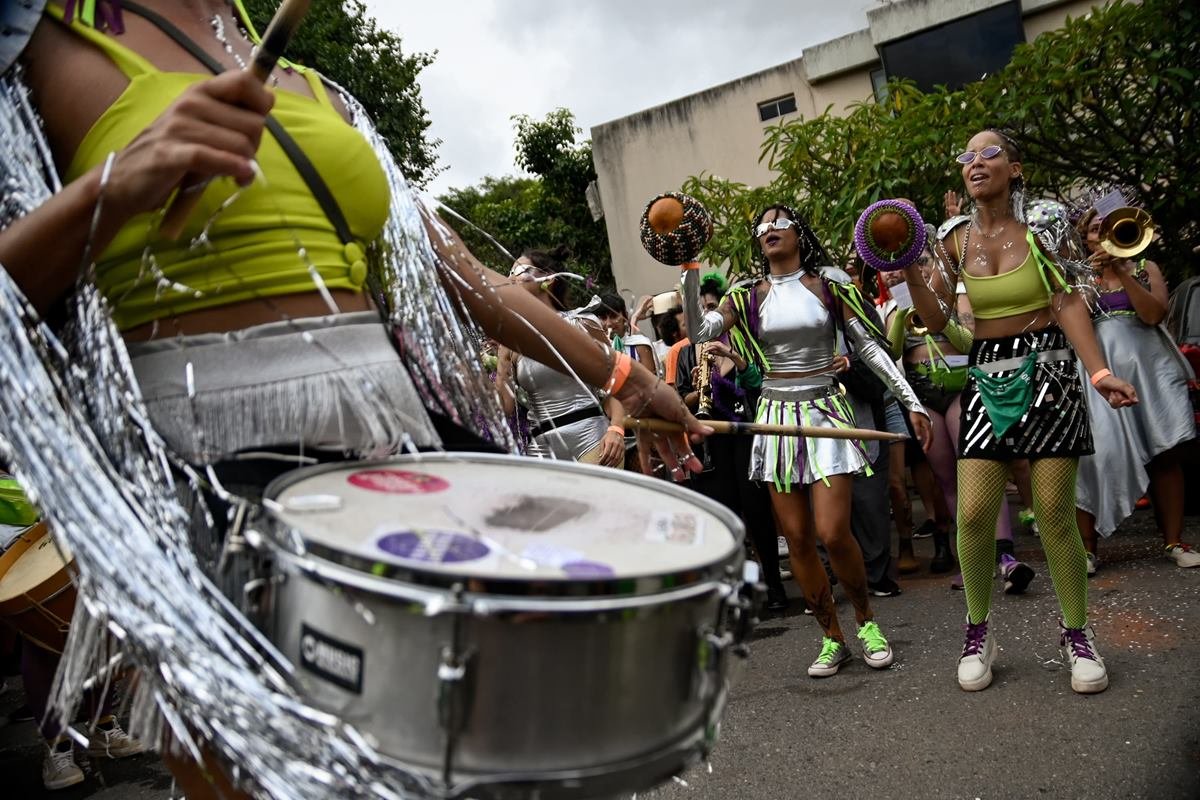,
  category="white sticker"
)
[520,543,585,569]
[889,281,914,309]
[942,355,970,368]
[646,511,705,545]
